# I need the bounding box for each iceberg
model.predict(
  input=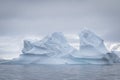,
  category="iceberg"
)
[3,29,120,64]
